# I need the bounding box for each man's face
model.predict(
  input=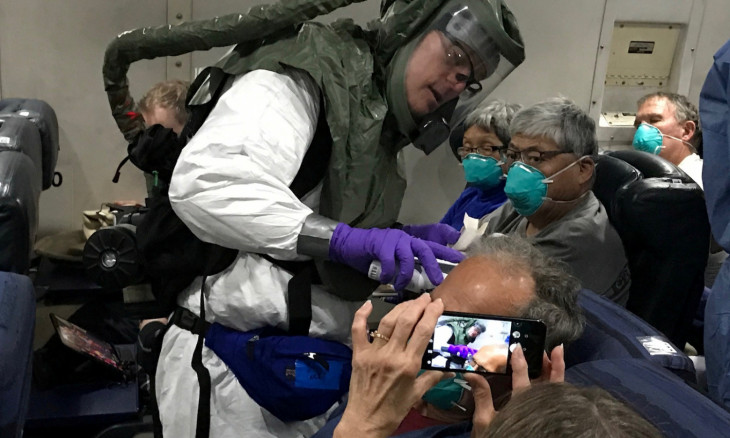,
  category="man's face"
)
[634,97,694,165]
[142,105,184,135]
[506,134,592,207]
[405,31,473,118]
[466,325,481,341]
